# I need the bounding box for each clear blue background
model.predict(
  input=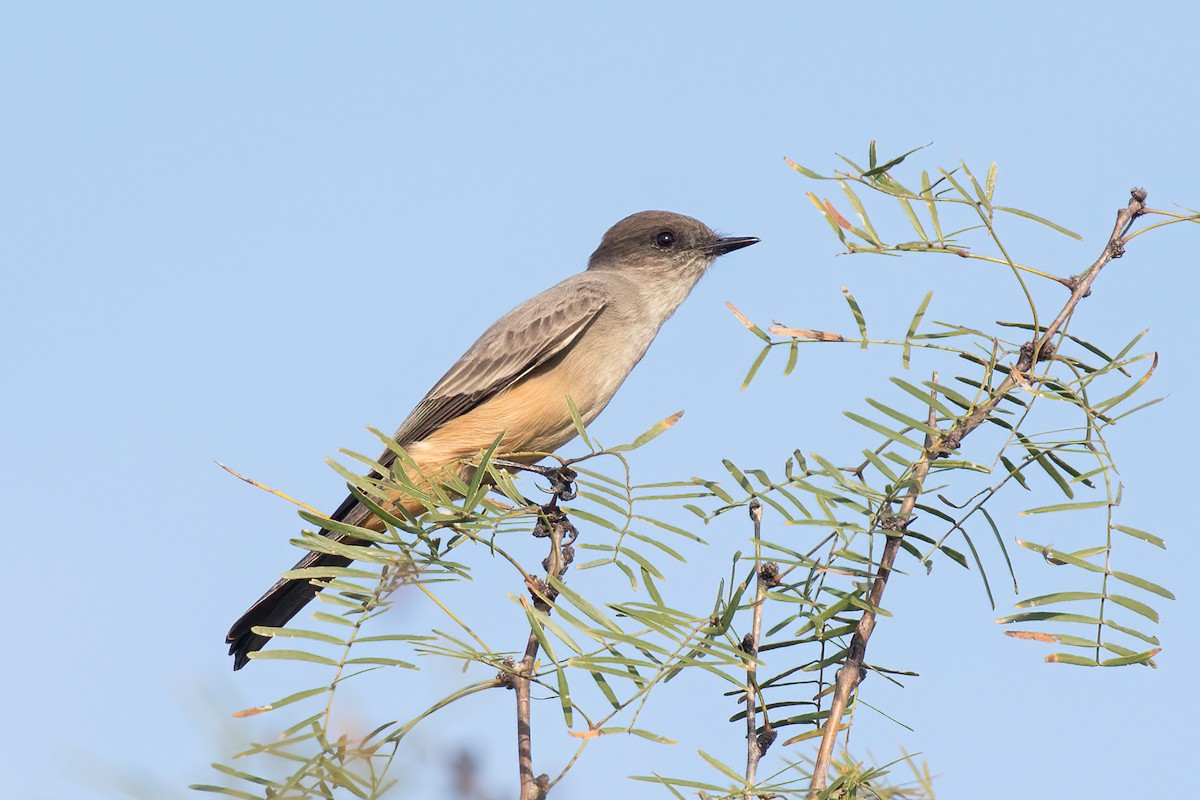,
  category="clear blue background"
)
[3,2,1195,798]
